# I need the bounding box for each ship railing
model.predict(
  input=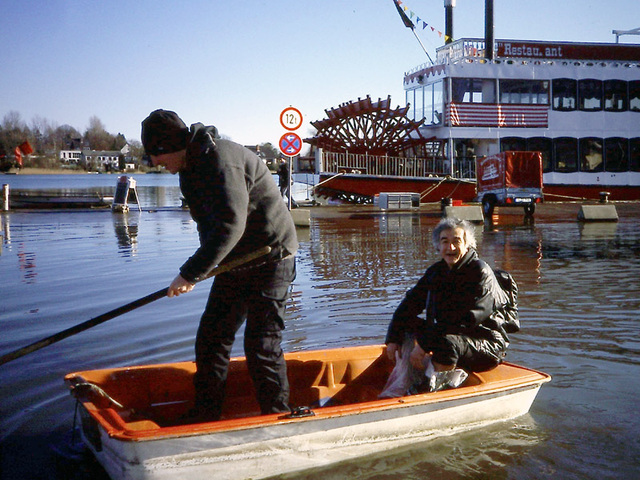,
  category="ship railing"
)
[320,151,476,180]
[405,39,488,75]
[436,38,487,63]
